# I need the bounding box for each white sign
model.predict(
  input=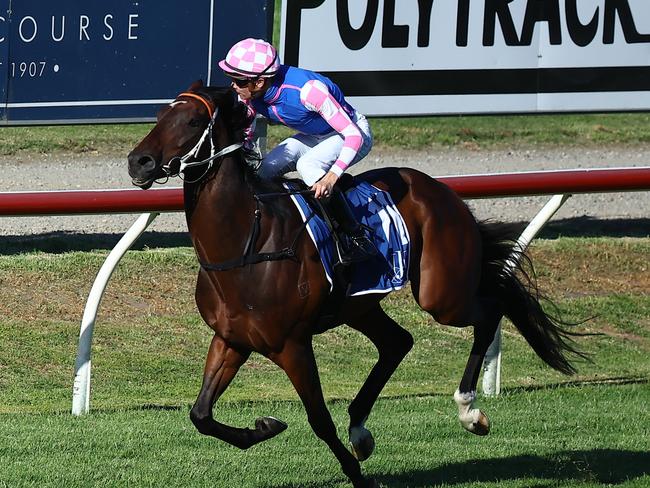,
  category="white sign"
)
[281,0,650,116]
